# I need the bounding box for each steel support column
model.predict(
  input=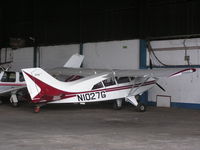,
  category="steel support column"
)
[139,40,148,104]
